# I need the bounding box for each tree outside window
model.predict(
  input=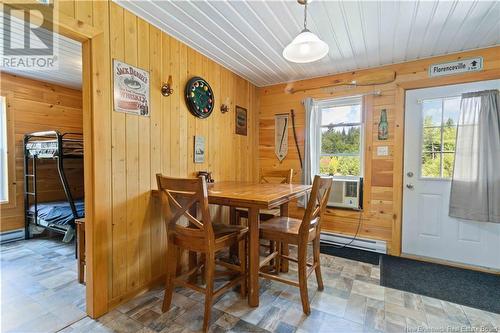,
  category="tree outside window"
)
[319,98,363,177]
[421,97,460,179]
